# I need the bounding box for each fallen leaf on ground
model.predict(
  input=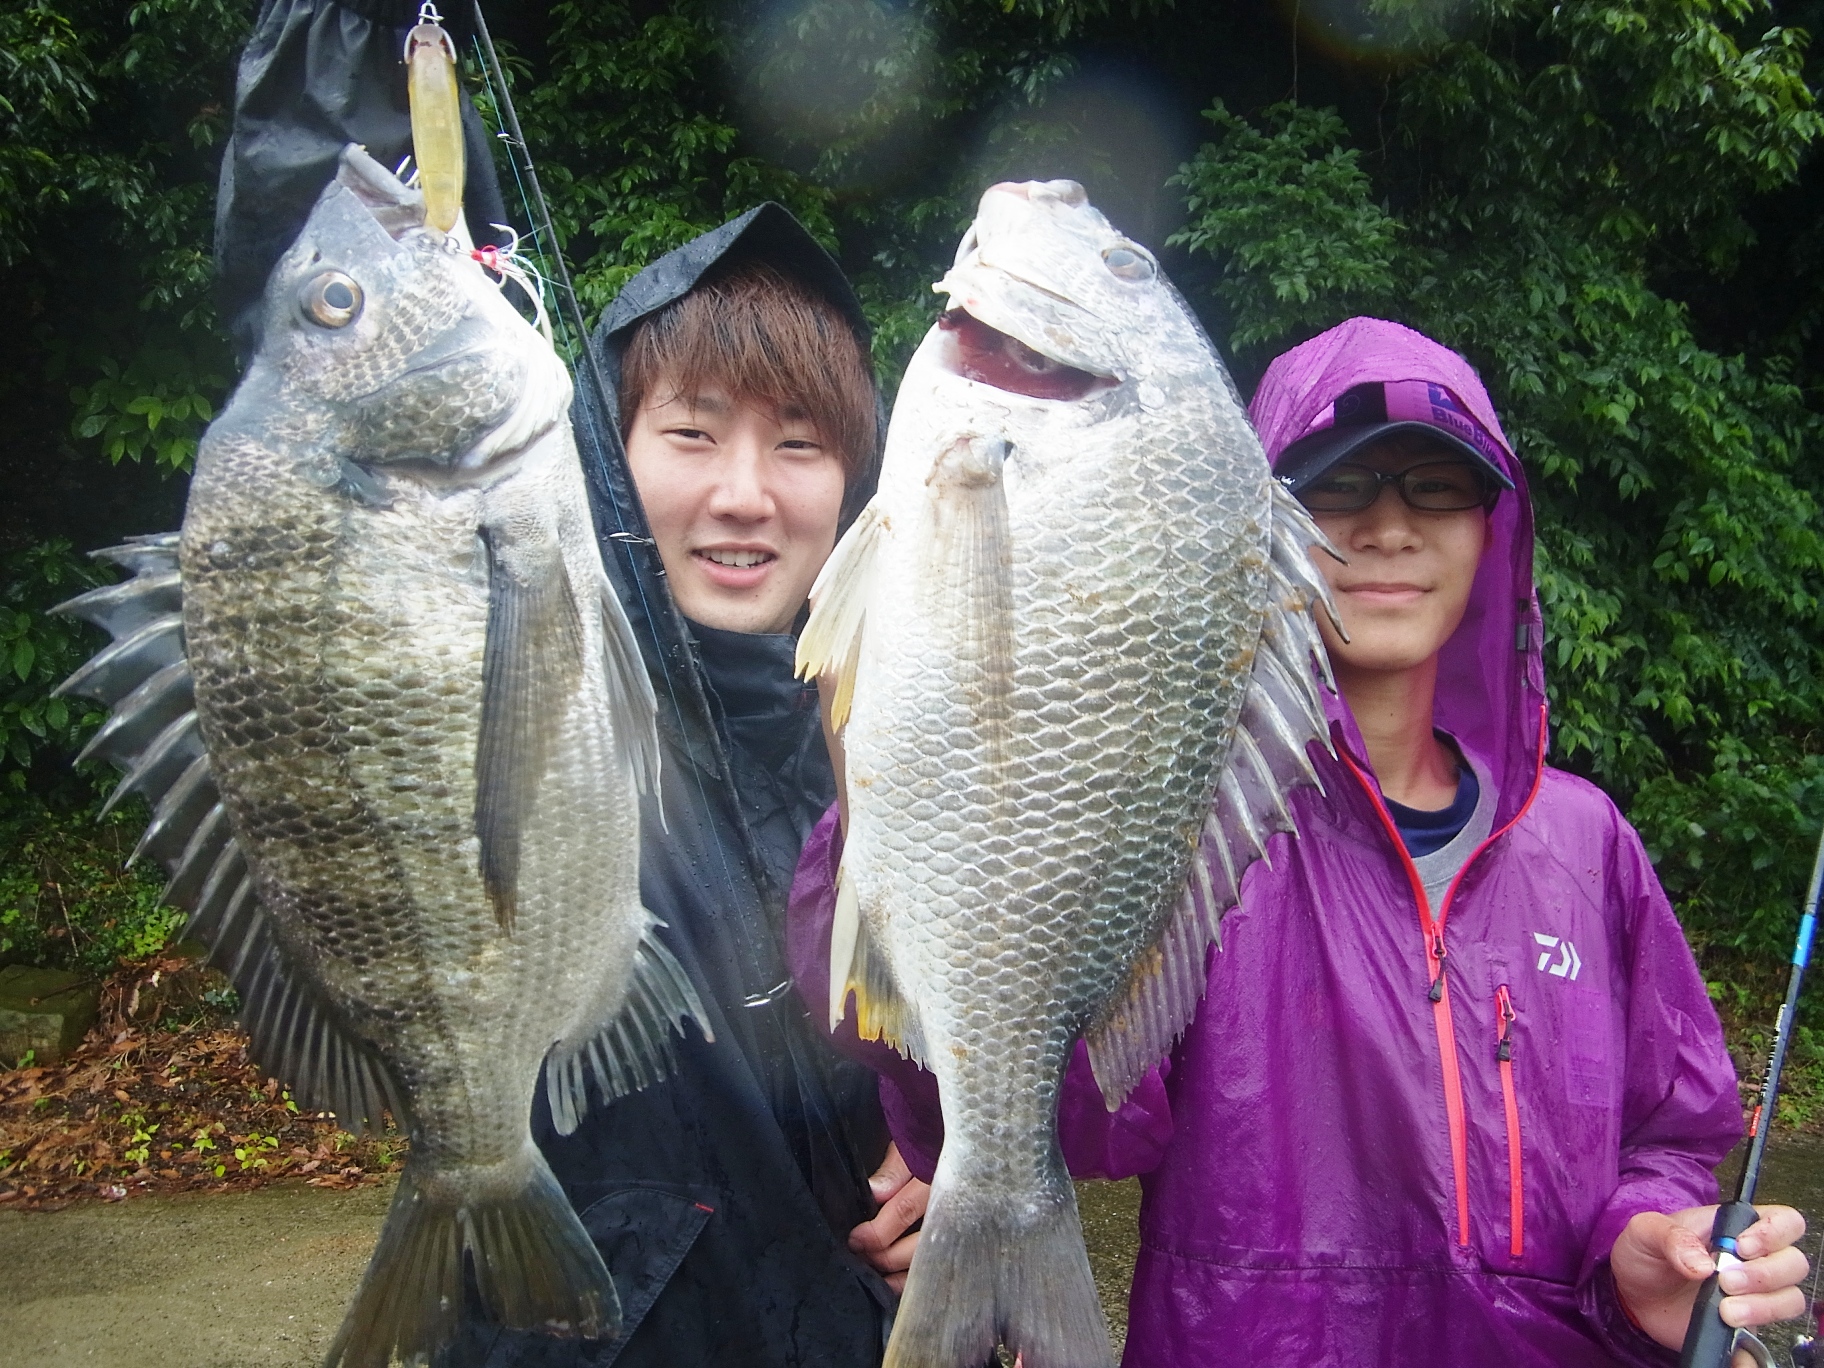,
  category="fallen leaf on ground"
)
[0,953,406,1210]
